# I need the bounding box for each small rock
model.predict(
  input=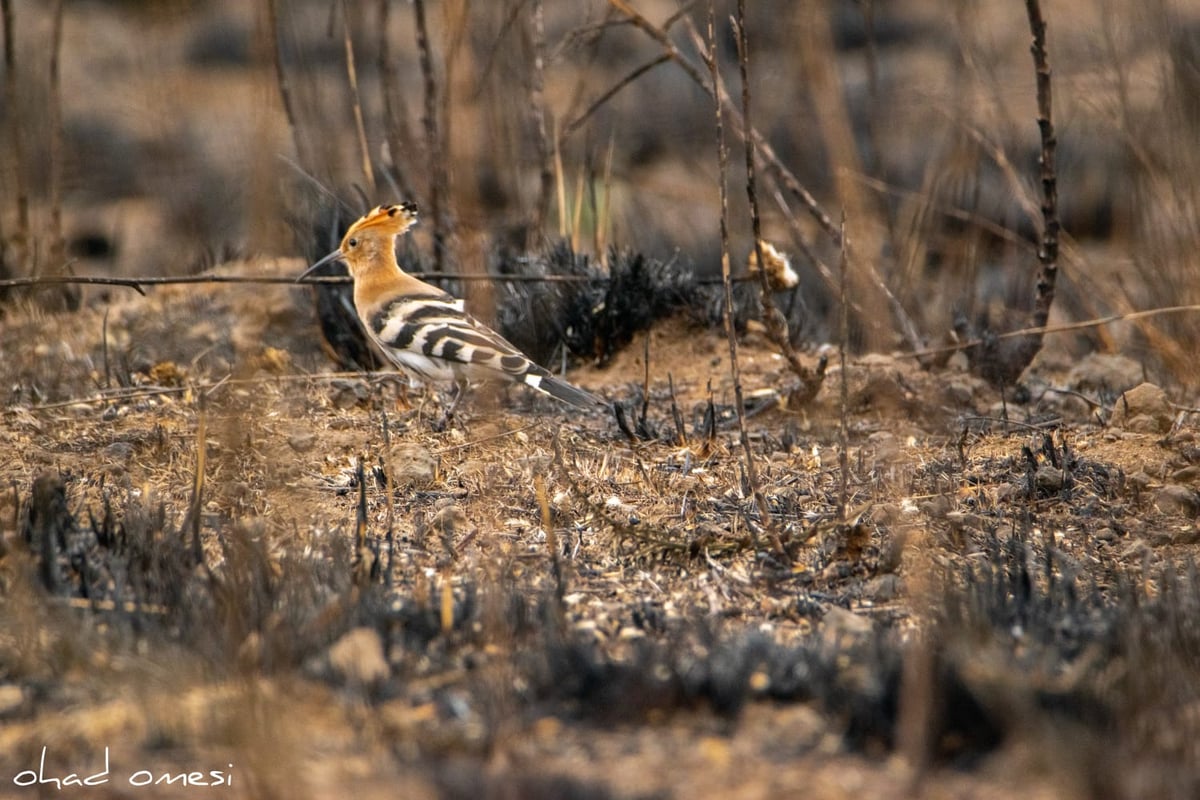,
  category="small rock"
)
[1120,538,1151,559]
[1129,471,1153,490]
[1110,382,1173,433]
[867,431,899,461]
[330,378,370,409]
[427,503,469,540]
[1155,485,1200,516]
[0,684,24,717]
[1068,353,1143,394]
[947,350,970,371]
[852,374,913,414]
[919,495,954,518]
[1035,466,1065,493]
[287,432,317,453]
[863,574,902,602]
[945,511,987,534]
[237,632,263,670]
[328,627,389,686]
[821,606,874,646]
[941,379,976,407]
[389,443,436,488]
[1172,466,1200,483]
[1151,526,1200,546]
[857,353,899,368]
[103,441,134,461]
